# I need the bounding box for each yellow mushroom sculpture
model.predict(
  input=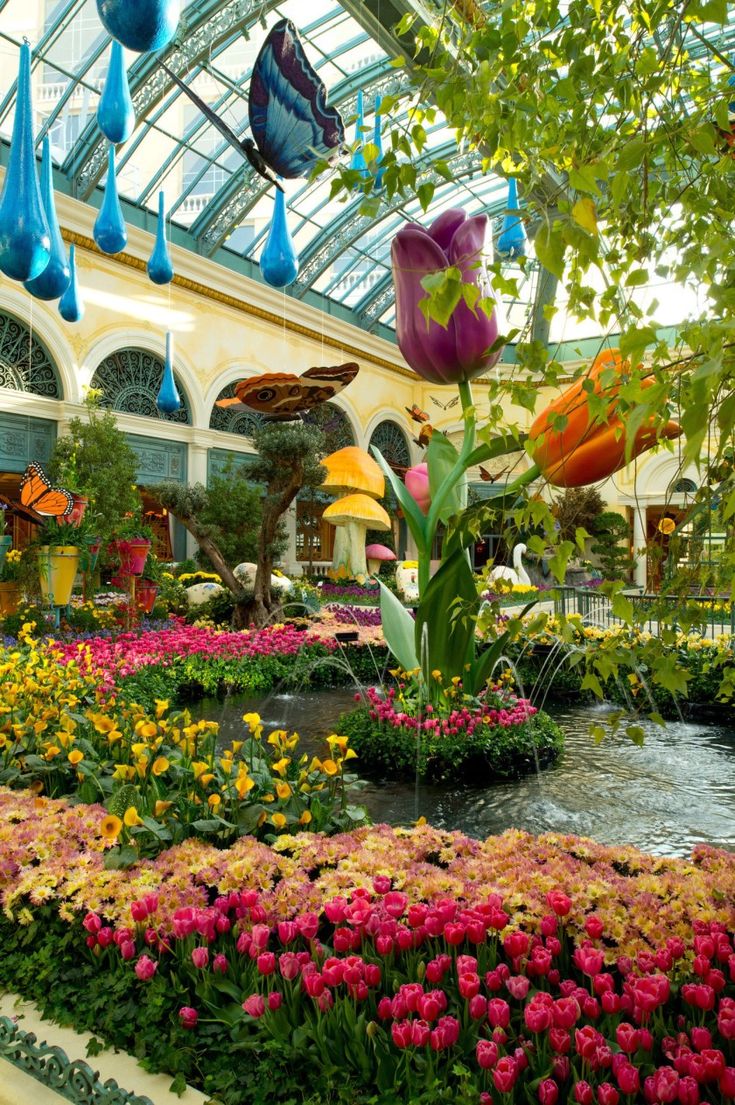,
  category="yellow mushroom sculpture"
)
[321,447,390,581]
